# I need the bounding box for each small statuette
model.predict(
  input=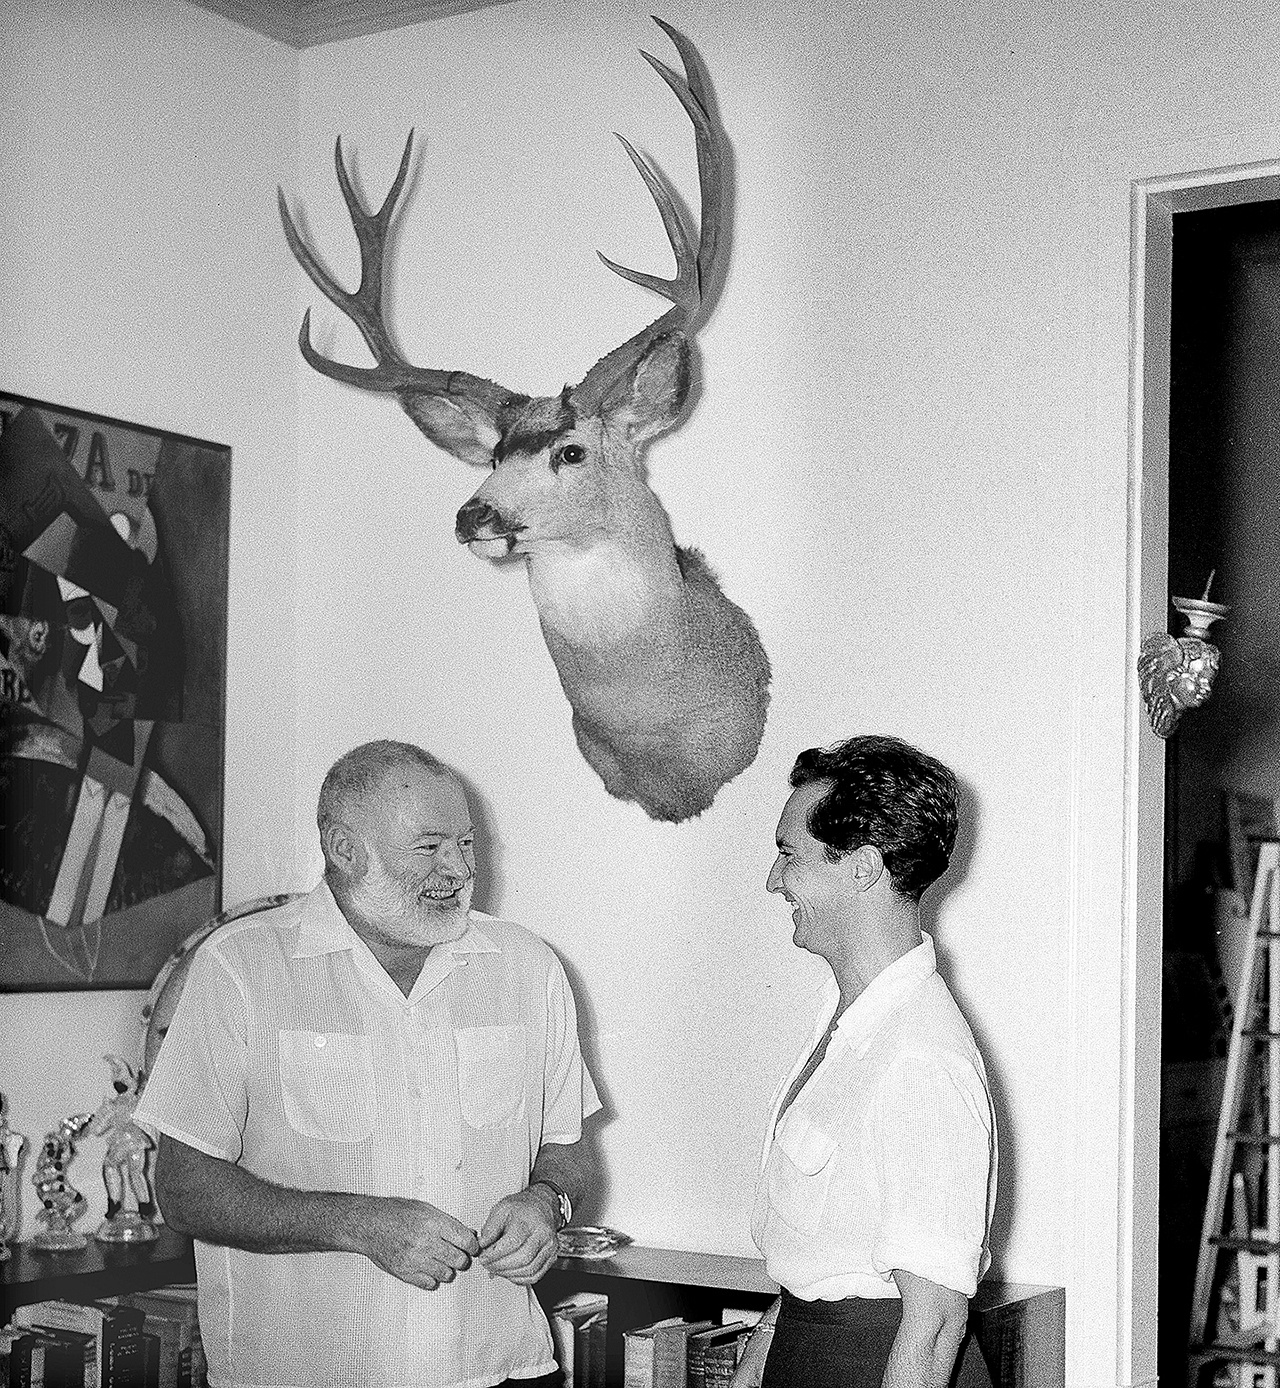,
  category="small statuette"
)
[90,1054,157,1244]
[0,1094,28,1261]
[30,1112,93,1251]
[1138,574,1230,739]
